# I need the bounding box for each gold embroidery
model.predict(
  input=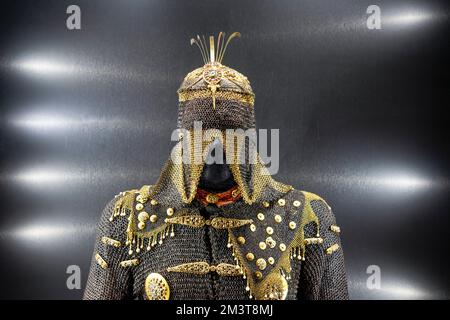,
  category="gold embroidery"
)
[165,215,252,229]
[145,273,170,300]
[178,89,254,106]
[167,261,209,274]
[260,273,288,300]
[225,190,322,299]
[330,225,341,234]
[326,243,340,255]
[206,193,219,204]
[211,217,253,229]
[120,259,140,267]
[215,263,244,277]
[95,253,108,269]
[165,215,204,228]
[101,236,122,247]
[304,237,324,245]
[111,189,139,221]
[167,262,243,276]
